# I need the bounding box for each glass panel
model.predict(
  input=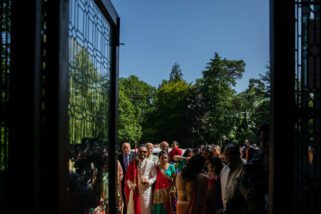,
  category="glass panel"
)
[68,0,111,212]
[0,0,11,210]
[294,0,320,213]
